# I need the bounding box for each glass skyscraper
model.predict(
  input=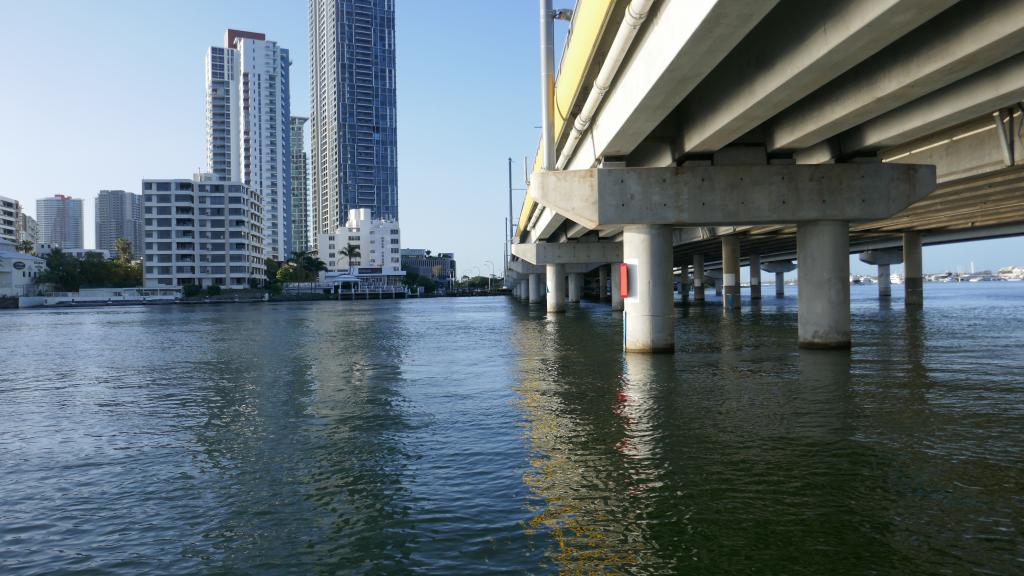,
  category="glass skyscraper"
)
[309,0,398,237]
